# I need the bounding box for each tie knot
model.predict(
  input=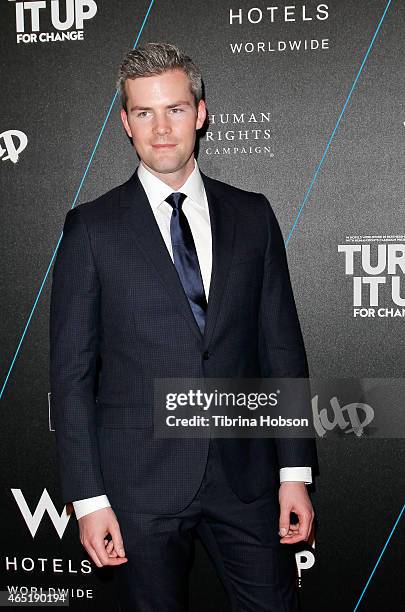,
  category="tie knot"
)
[165,192,187,212]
